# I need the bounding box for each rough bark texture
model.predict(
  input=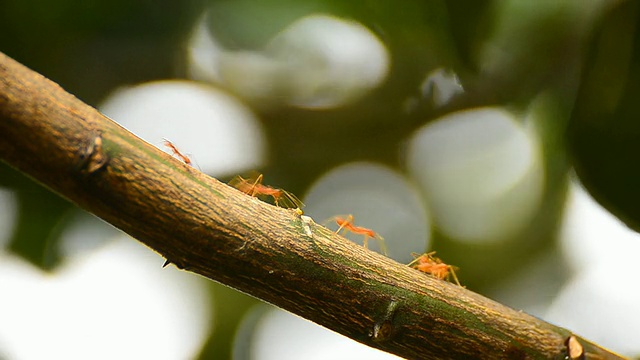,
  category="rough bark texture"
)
[0,52,625,360]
